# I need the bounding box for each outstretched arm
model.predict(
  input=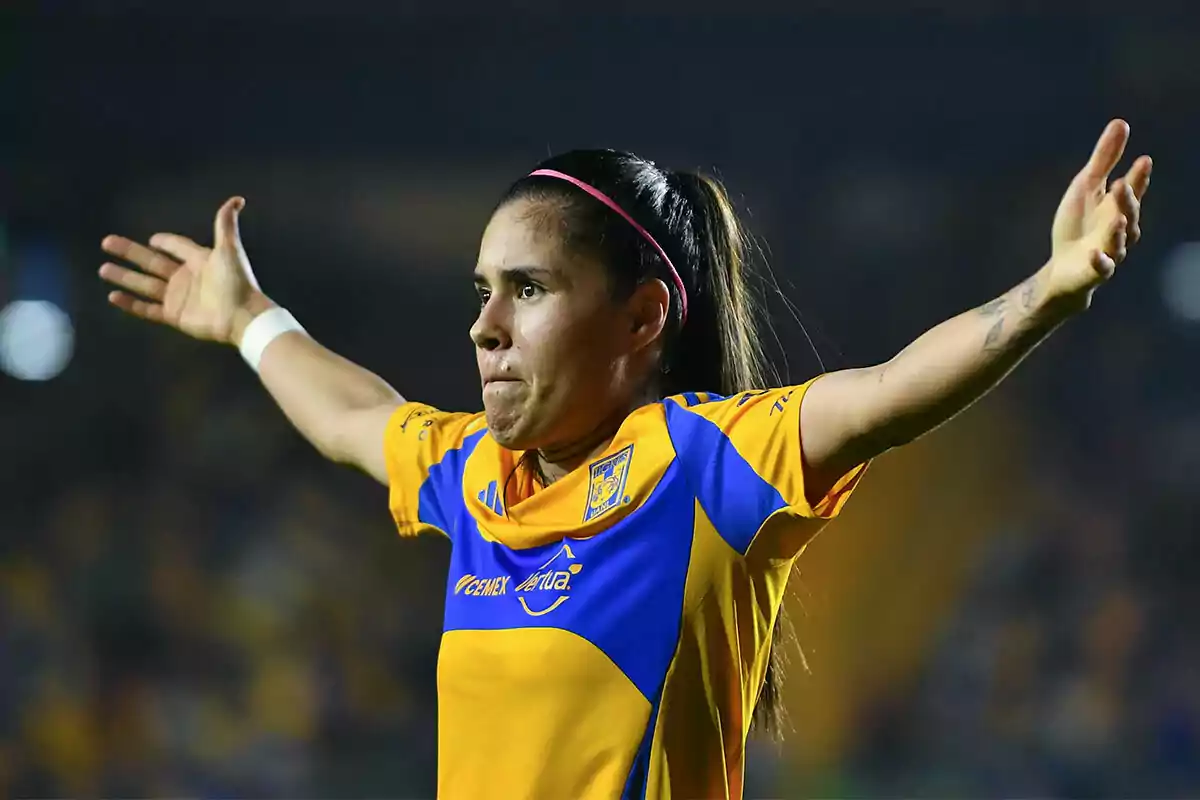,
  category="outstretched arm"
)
[799,119,1152,501]
[100,198,402,484]
[233,293,403,483]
